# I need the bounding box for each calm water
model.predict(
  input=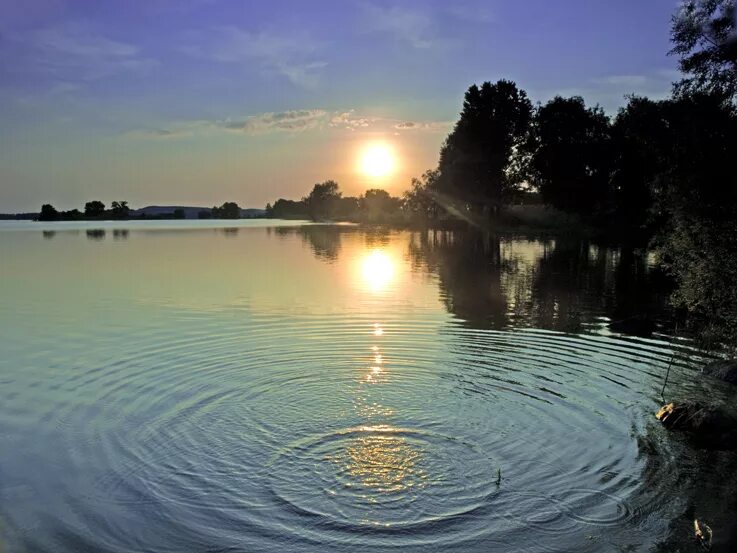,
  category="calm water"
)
[0,220,731,552]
